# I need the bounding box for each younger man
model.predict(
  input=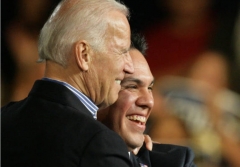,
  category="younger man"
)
[98,34,196,167]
